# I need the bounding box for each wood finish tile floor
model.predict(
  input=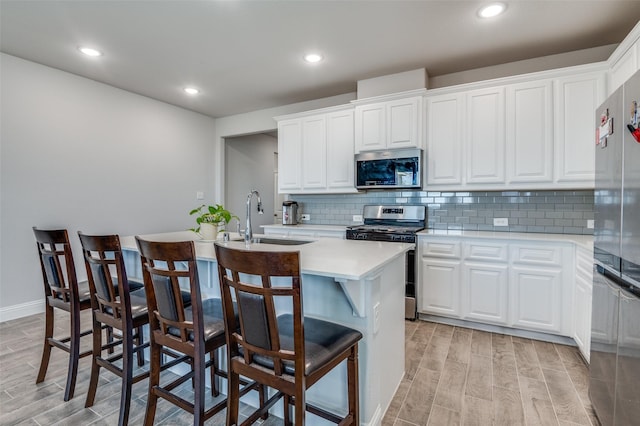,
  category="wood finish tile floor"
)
[383,320,600,426]
[1,312,599,425]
